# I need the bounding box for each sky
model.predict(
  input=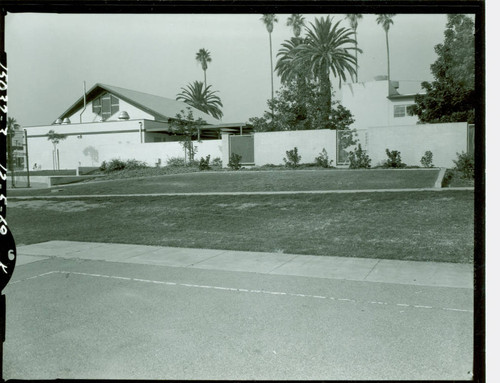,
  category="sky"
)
[5,12,449,127]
